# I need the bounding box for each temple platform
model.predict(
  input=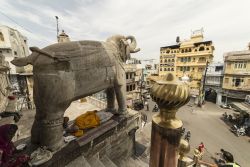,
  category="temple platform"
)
[15,109,140,167]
